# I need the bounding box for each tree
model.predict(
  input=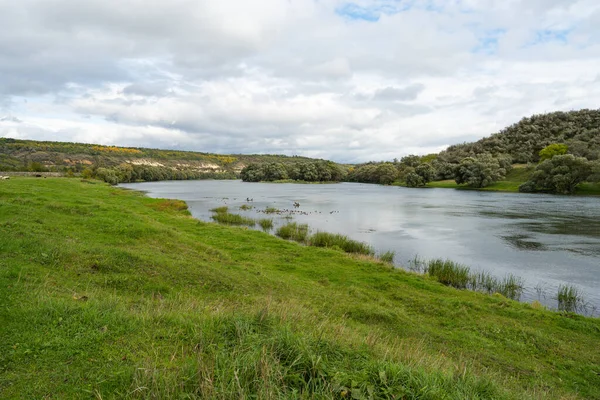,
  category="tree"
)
[406,172,424,187]
[375,163,398,185]
[539,143,568,161]
[454,154,506,188]
[519,154,592,194]
[415,163,434,185]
